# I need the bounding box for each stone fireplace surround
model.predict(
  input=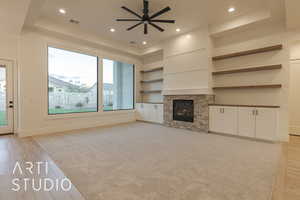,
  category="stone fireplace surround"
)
[164,95,215,132]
